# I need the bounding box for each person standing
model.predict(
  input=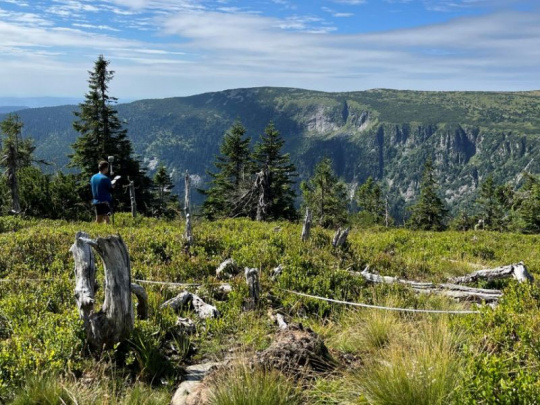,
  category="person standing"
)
[91,161,113,224]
